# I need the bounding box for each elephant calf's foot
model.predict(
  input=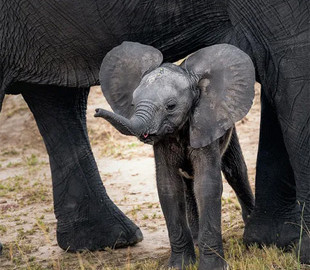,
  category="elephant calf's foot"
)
[56,198,143,251]
[243,211,301,249]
